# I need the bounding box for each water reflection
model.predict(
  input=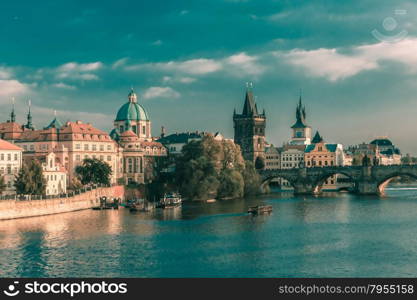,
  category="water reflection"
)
[2,188,417,277]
